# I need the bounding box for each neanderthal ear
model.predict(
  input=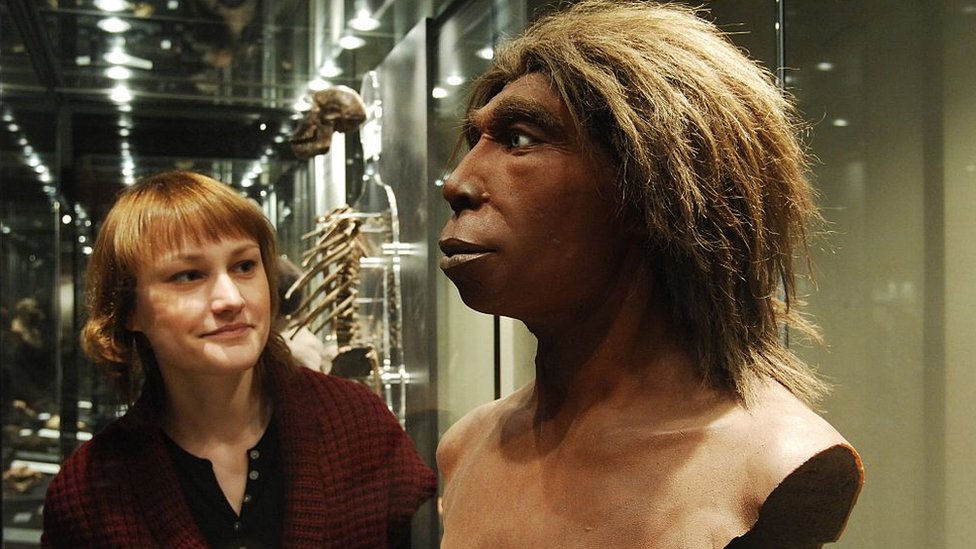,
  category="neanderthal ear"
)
[289,86,367,159]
